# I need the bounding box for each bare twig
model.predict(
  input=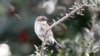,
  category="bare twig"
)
[40,4,86,56]
[46,4,86,33]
